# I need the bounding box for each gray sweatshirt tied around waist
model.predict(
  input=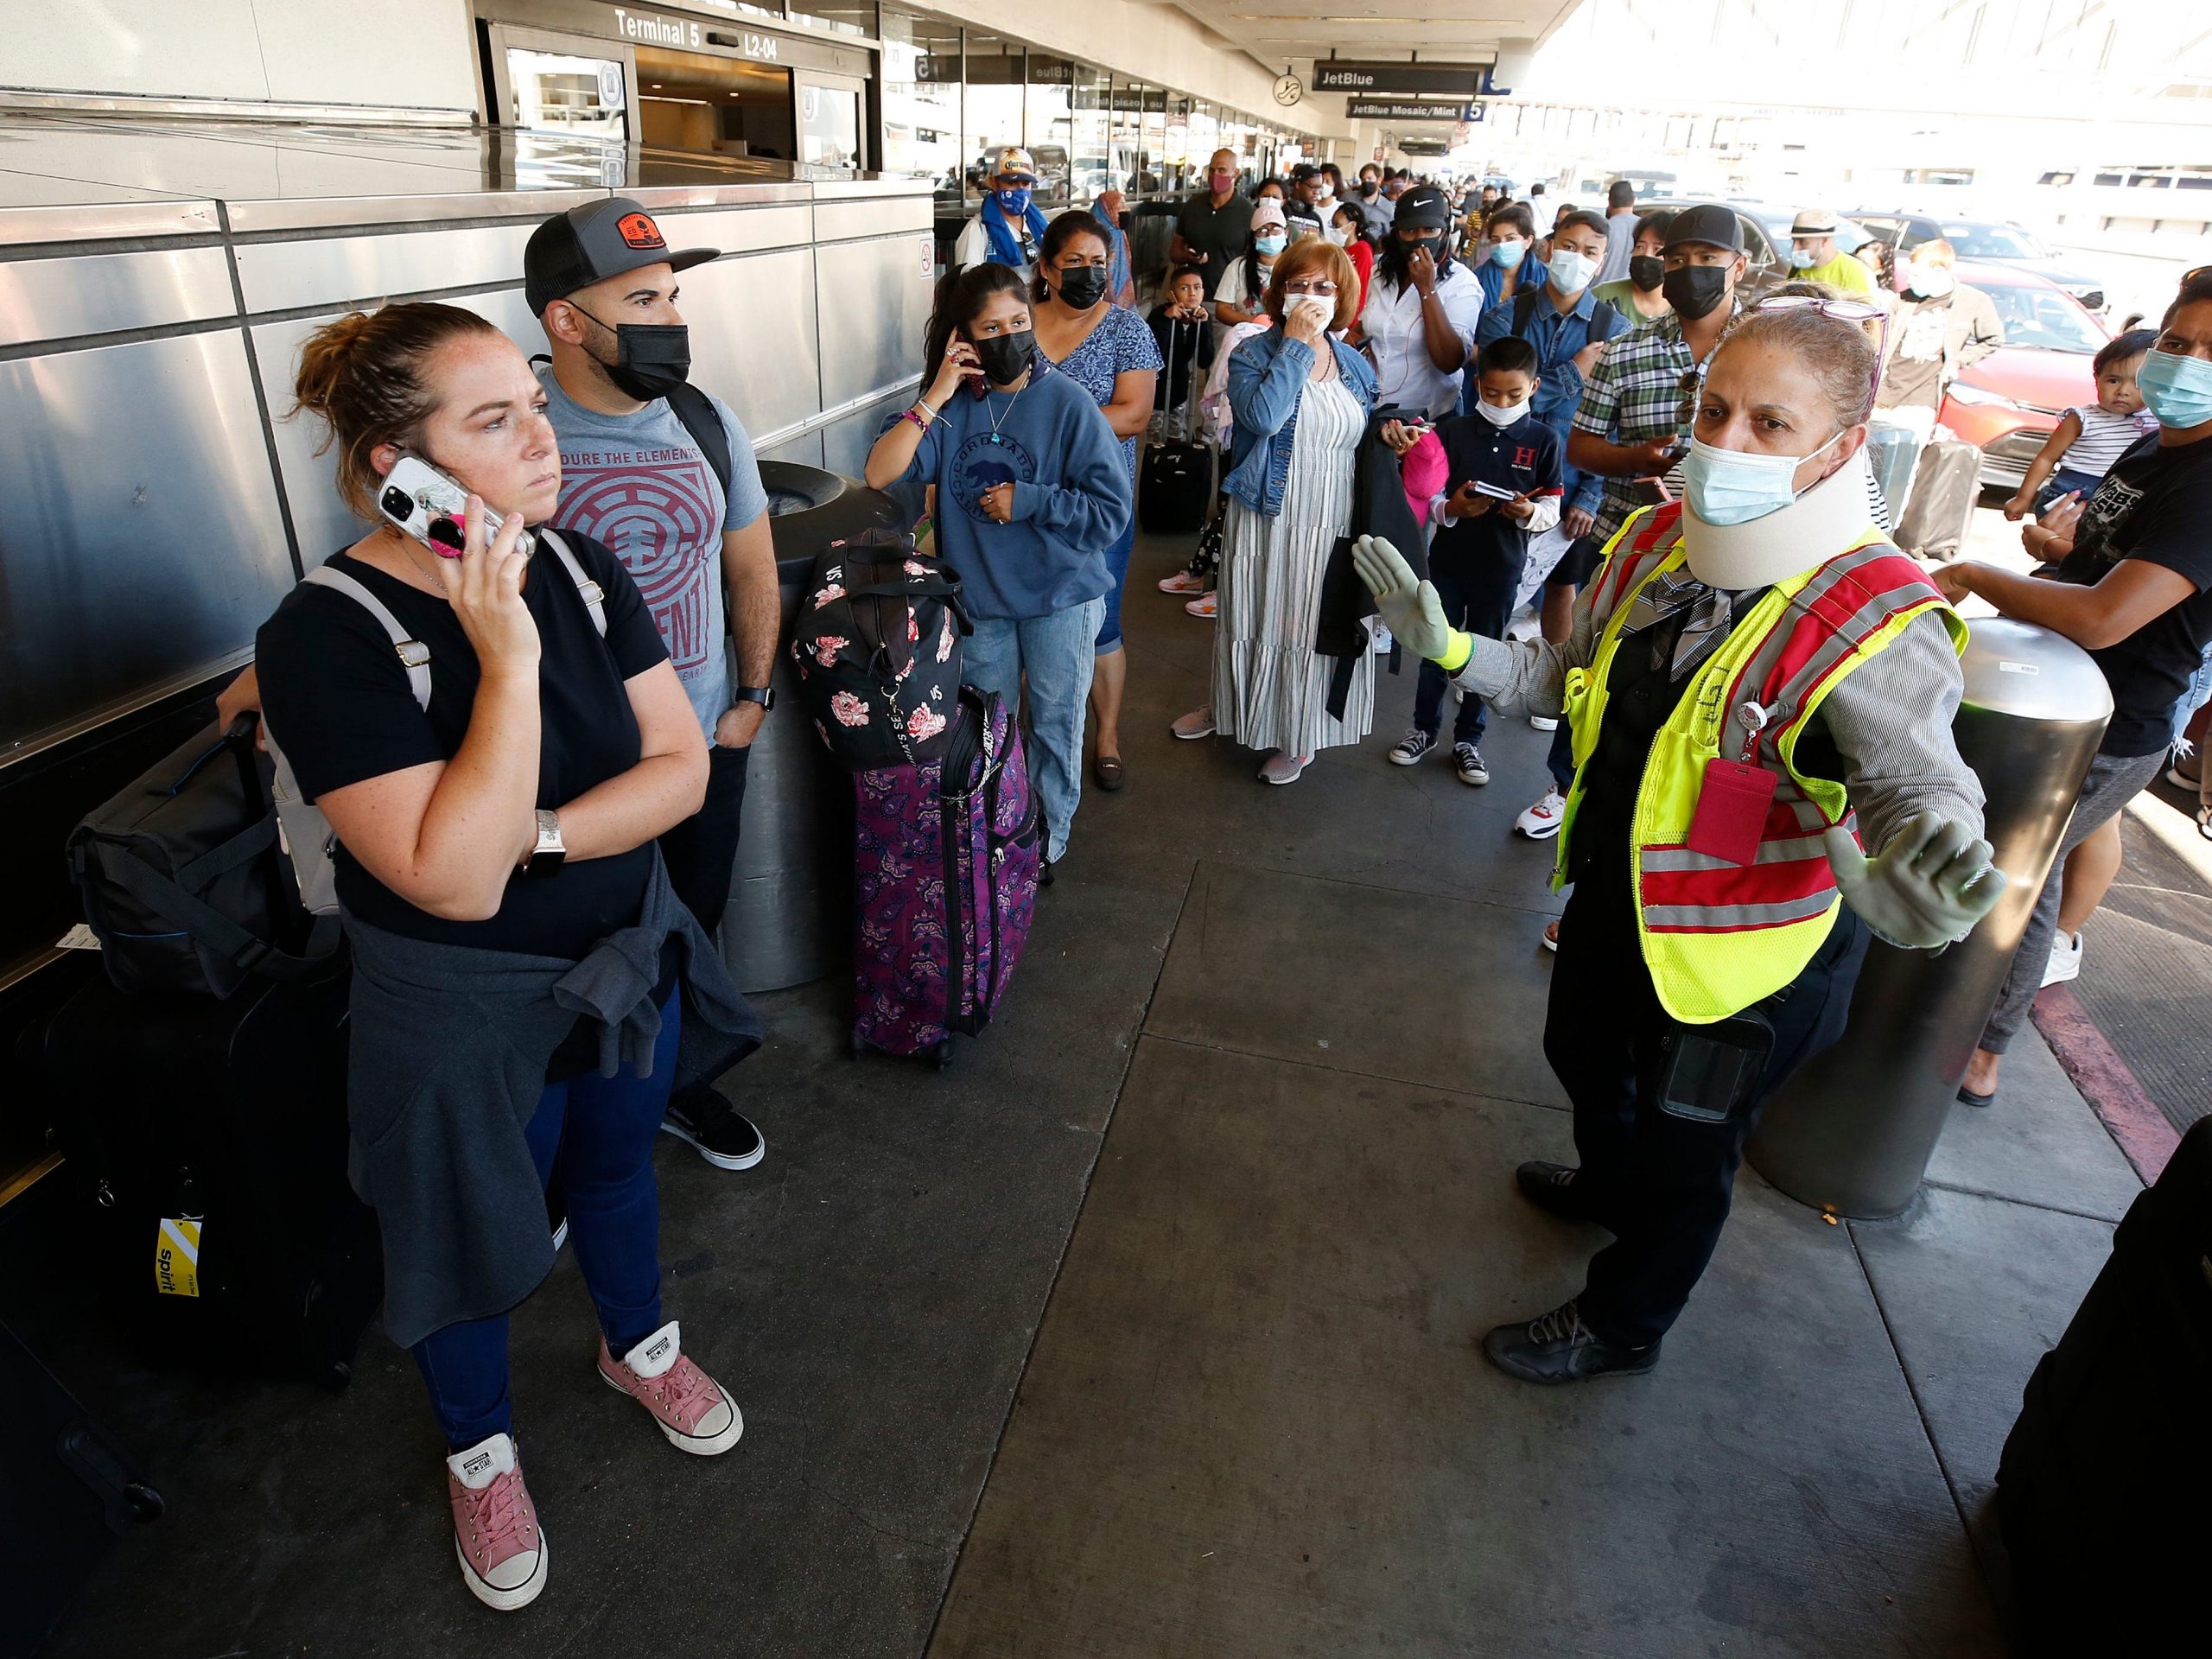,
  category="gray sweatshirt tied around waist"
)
[343,851,761,1349]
